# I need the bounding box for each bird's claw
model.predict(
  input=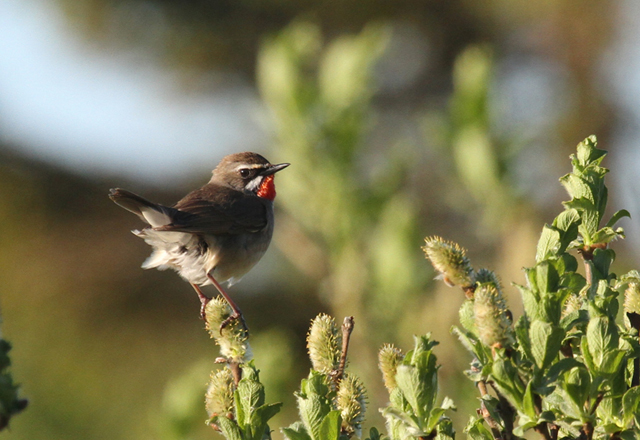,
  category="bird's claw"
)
[220,312,249,336]
[199,299,210,320]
